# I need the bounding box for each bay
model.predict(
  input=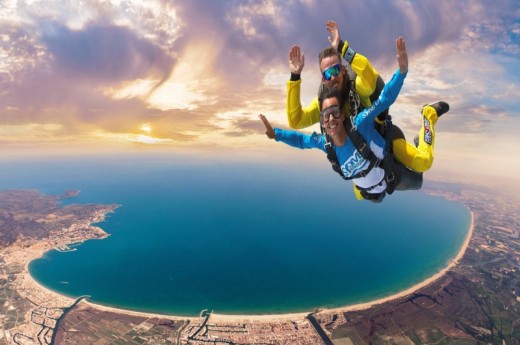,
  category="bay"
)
[0,153,470,316]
